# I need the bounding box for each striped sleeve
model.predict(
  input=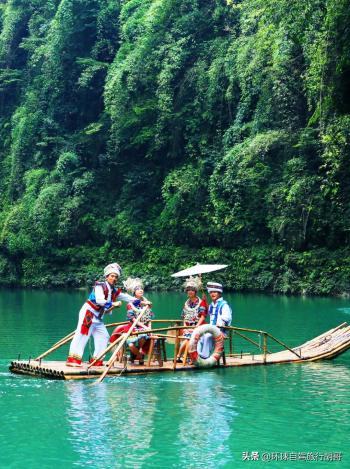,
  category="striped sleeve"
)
[199,299,208,317]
